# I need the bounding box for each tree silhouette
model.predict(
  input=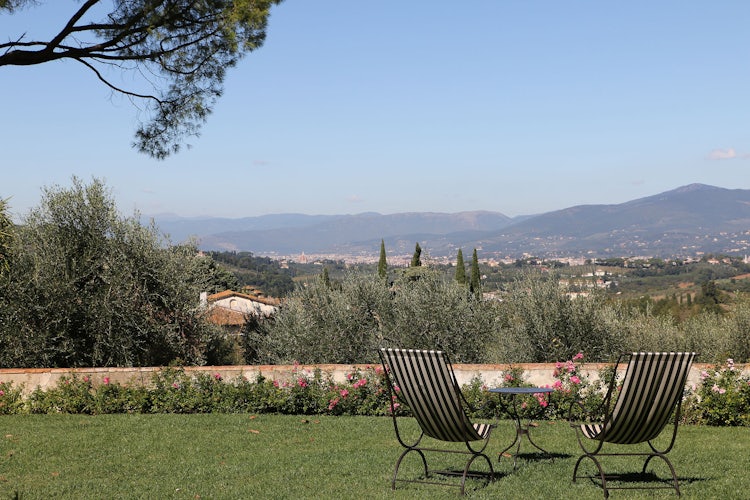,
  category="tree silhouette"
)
[455,248,466,285]
[0,0,282,158]
[378,239,387,279]
[469,248,480,297]
[410,242,422,267]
